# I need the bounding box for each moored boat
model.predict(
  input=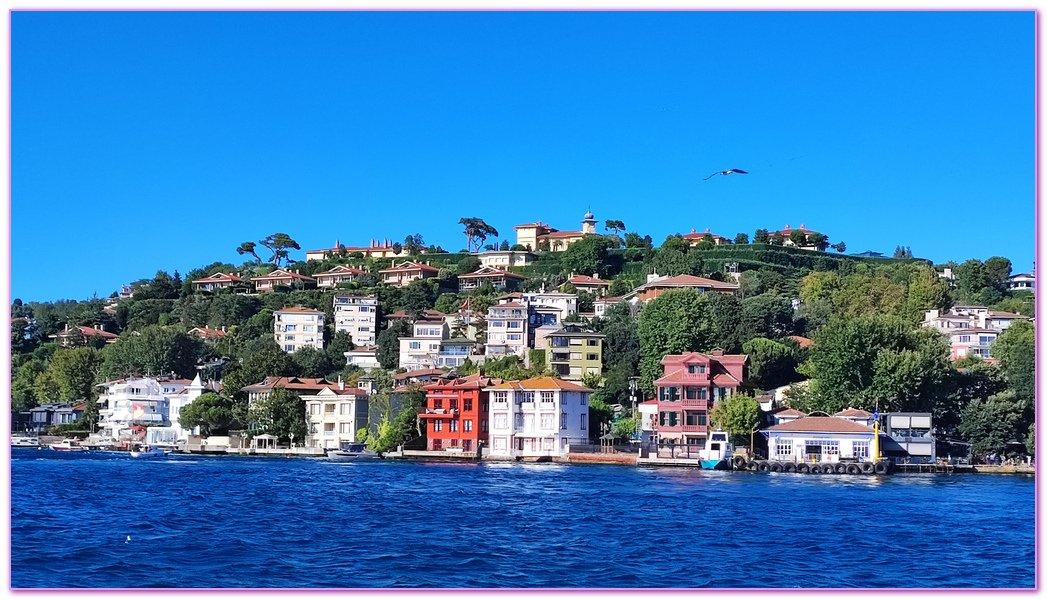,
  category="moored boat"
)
[11,435,39,447]
[699,431,734,469]
[325,443,382,460]
[49,439,86,452]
